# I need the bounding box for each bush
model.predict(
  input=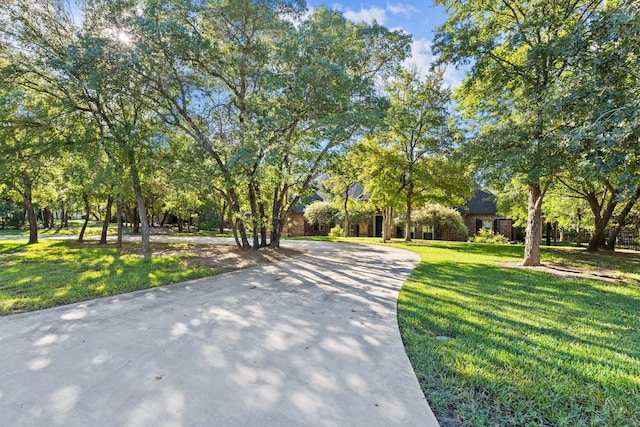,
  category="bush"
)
[304,201,339,226]
[329,225,344,237]
[411,204,468,238]
[335,202,377,226]
[469,228,510,244]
